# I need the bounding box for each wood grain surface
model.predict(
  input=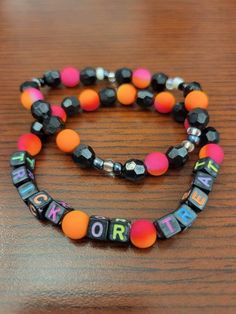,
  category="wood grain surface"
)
[0,0,236,313]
